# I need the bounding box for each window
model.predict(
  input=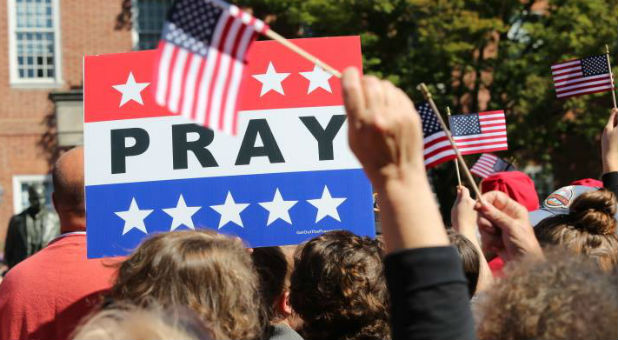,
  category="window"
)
[8,0,62,85]
[132,0,171,50]
[12,175,54,214]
